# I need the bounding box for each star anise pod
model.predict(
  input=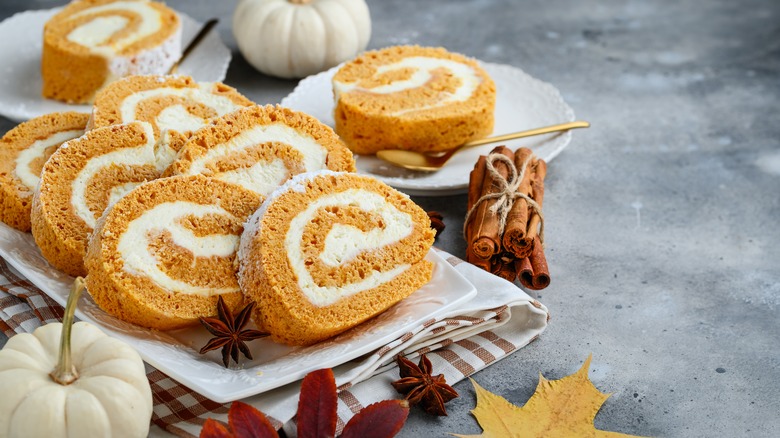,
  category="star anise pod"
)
[199,296,268,368]
[427,211,445,237]
[392,353,458,416]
